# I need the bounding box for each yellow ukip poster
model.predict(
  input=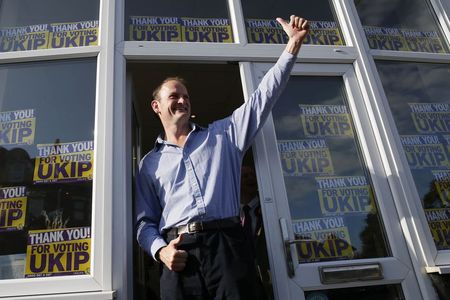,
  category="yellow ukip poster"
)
[0,109,35,146]
[409,103,450,133]
[444,135,450,154]
[401,135,450,169]
[316,176,376,215]
[33,140,94,184]
[0,186,27,232]
[432,170,450,206]
[364,26,409,51]
[364,26,446,53]
[25,227,91,277]
[48,20,98,48]
[246,18,288,44]
[0,24,49,52]
[424,208,450,250]
[181,17,233,43]
[299,104,354,137]
[129,16,181,42]
[292,216,354,263]
[278,139,334,177]
[401,29,446,54]
[246,19,343,45]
